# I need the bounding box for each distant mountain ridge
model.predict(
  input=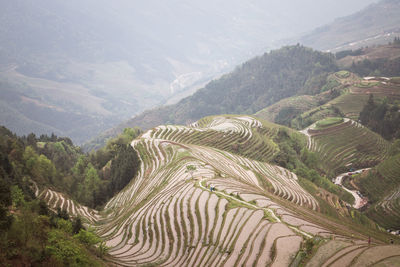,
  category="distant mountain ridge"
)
[299,0,400,51]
